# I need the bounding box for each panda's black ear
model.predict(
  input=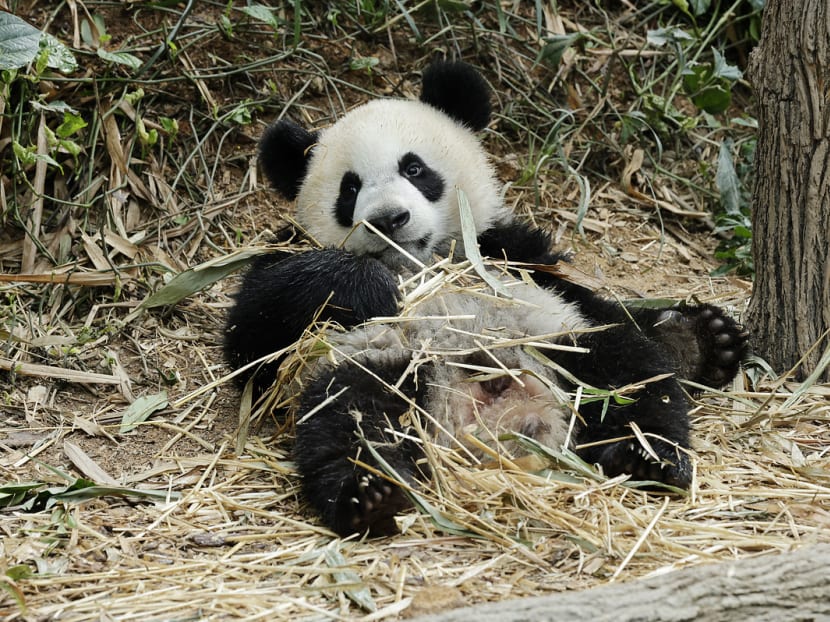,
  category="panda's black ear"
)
[420,61,492,131]
[258,120,319,200]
